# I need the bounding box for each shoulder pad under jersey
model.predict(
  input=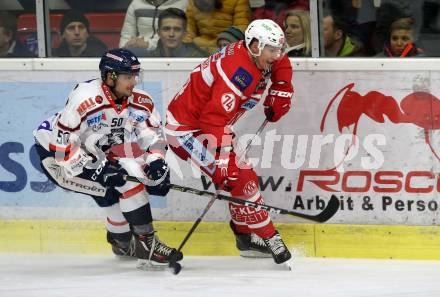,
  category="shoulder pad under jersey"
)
[59,79,105,129]
[218,42,256,95]
[131,89,154,112]
[131,89,162,127]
